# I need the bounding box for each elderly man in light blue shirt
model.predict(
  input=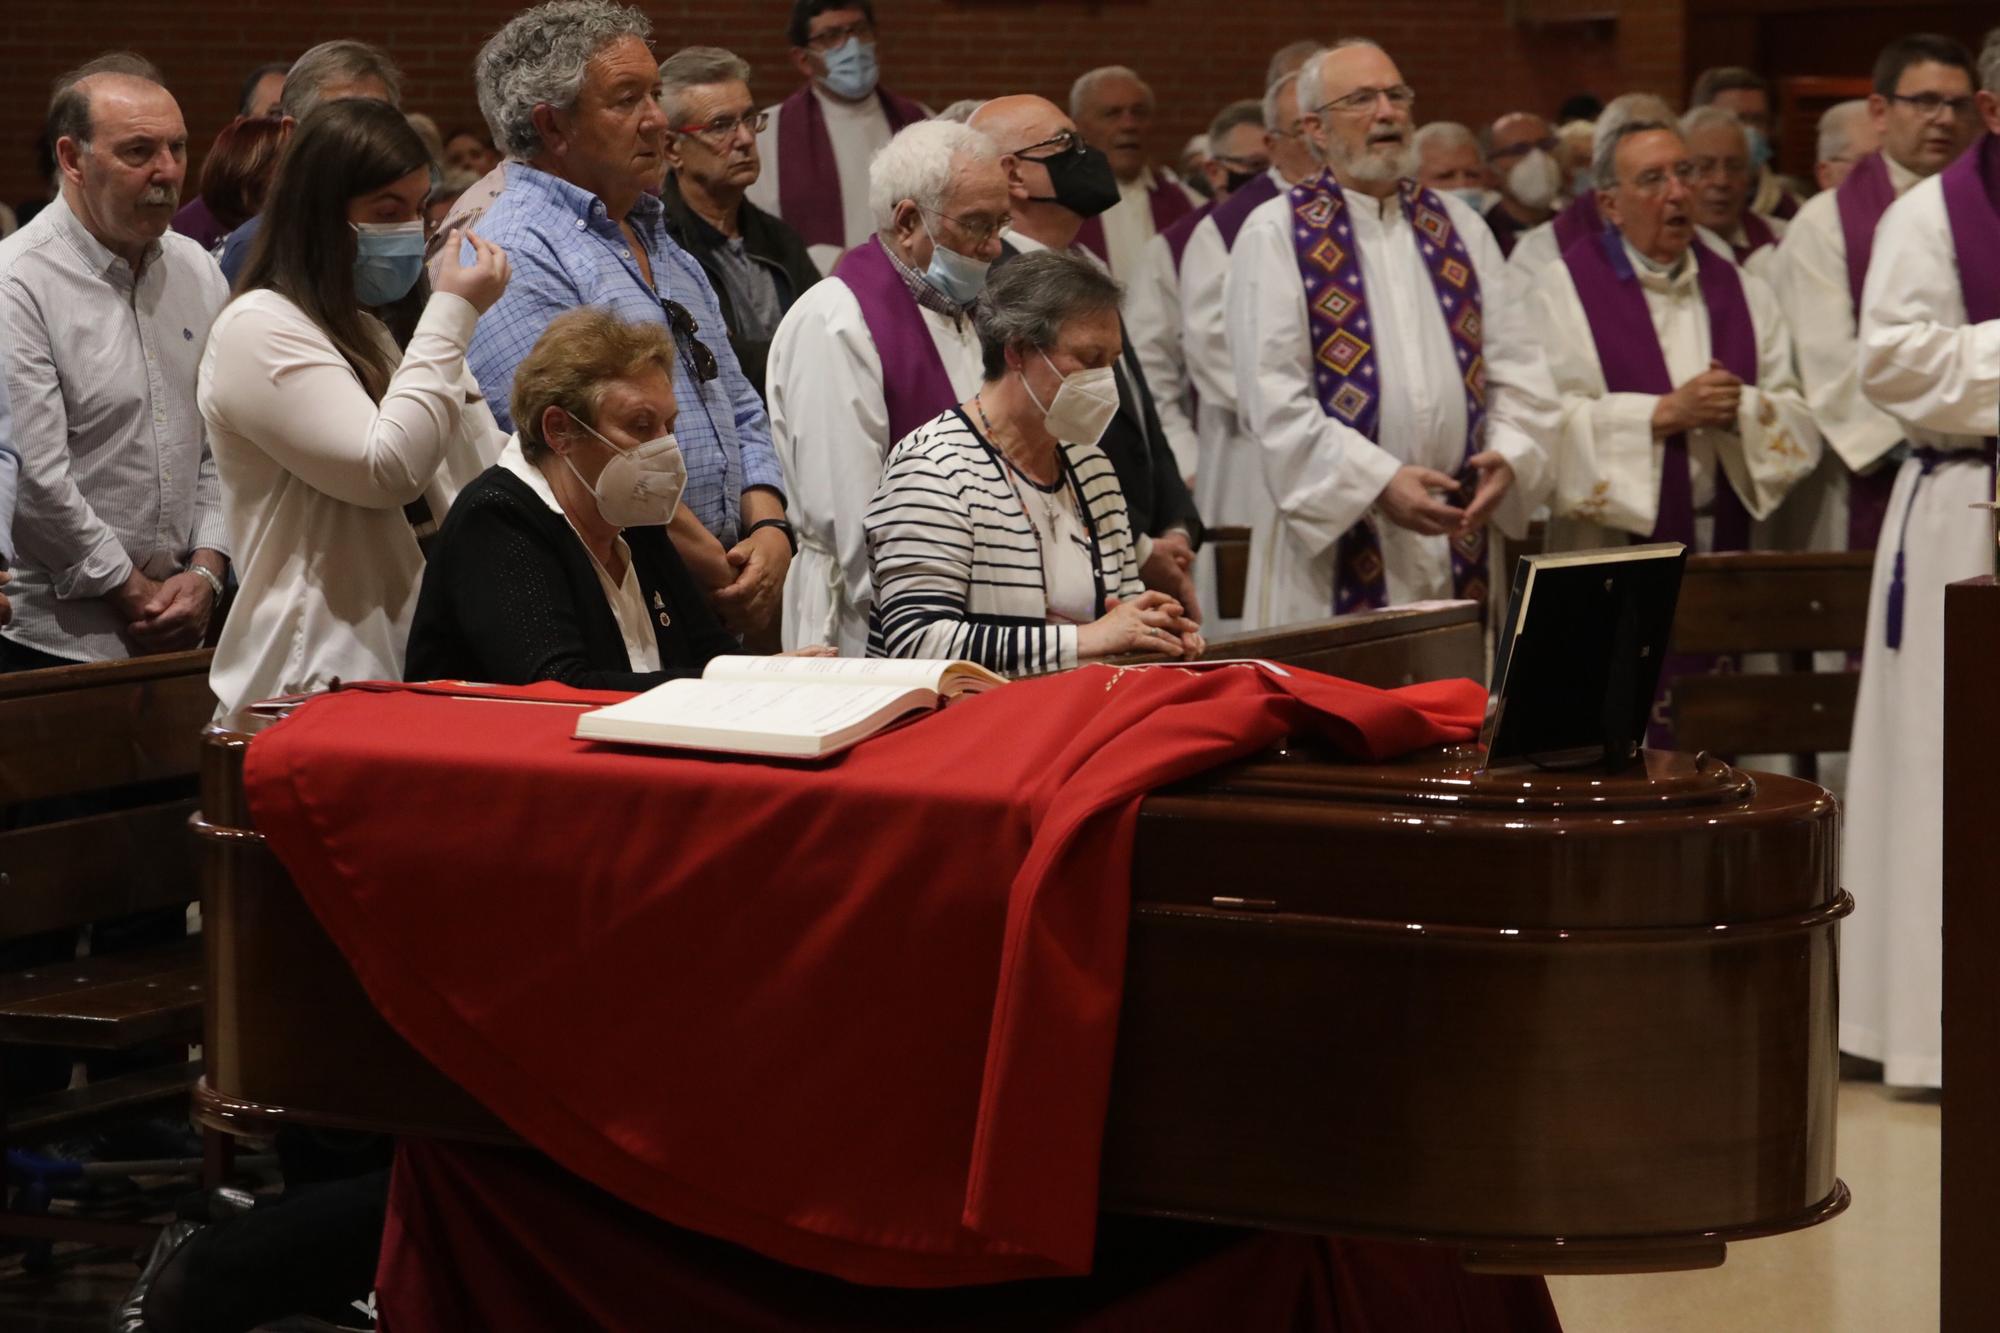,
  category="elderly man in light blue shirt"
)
[467,1,793,639]
[0,53,230,668]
